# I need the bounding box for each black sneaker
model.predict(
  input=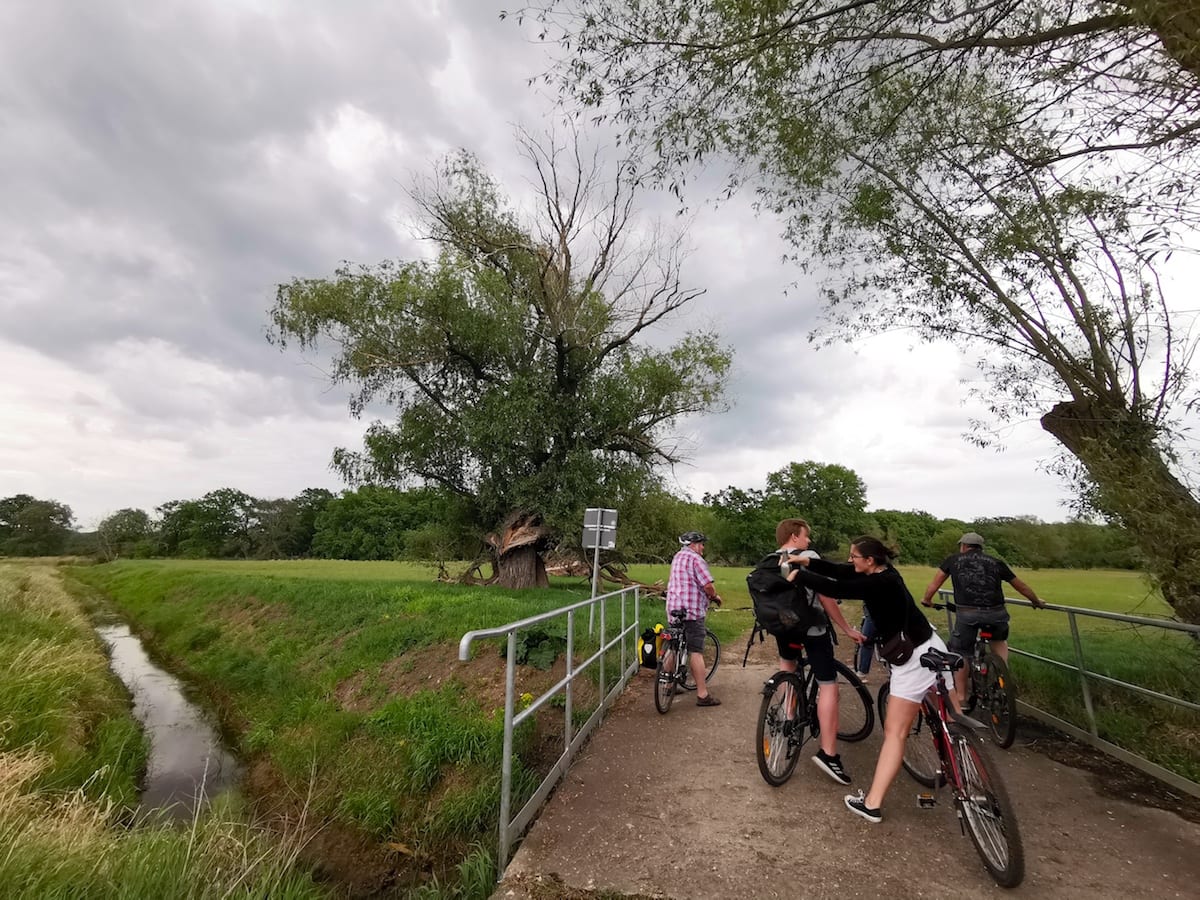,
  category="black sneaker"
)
[844,792,882,824]
[812,751,851,785]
